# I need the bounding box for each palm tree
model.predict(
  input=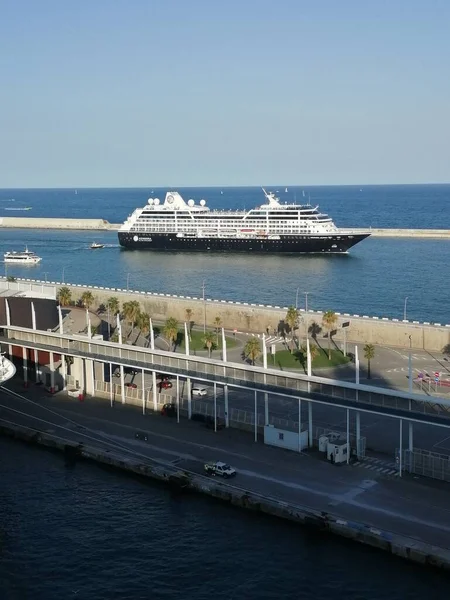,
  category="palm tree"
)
[122,300,141,332]
[185,308,193,341]
[213,316,222,346]
[163,317,179,351]
[322,310,338,360]
[81,290,94,310]
[363,343,375,379]
[107,296,120,316]
[244,338,261,366]
[138,311,150,336]
[57,286,72,307]
[202,330,216,358]
[301,342,319,364]
[285,306,299,353]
